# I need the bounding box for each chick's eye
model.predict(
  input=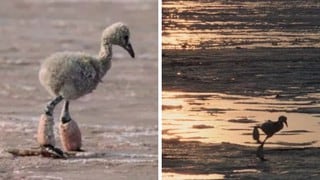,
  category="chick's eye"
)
[124,35,129,43]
